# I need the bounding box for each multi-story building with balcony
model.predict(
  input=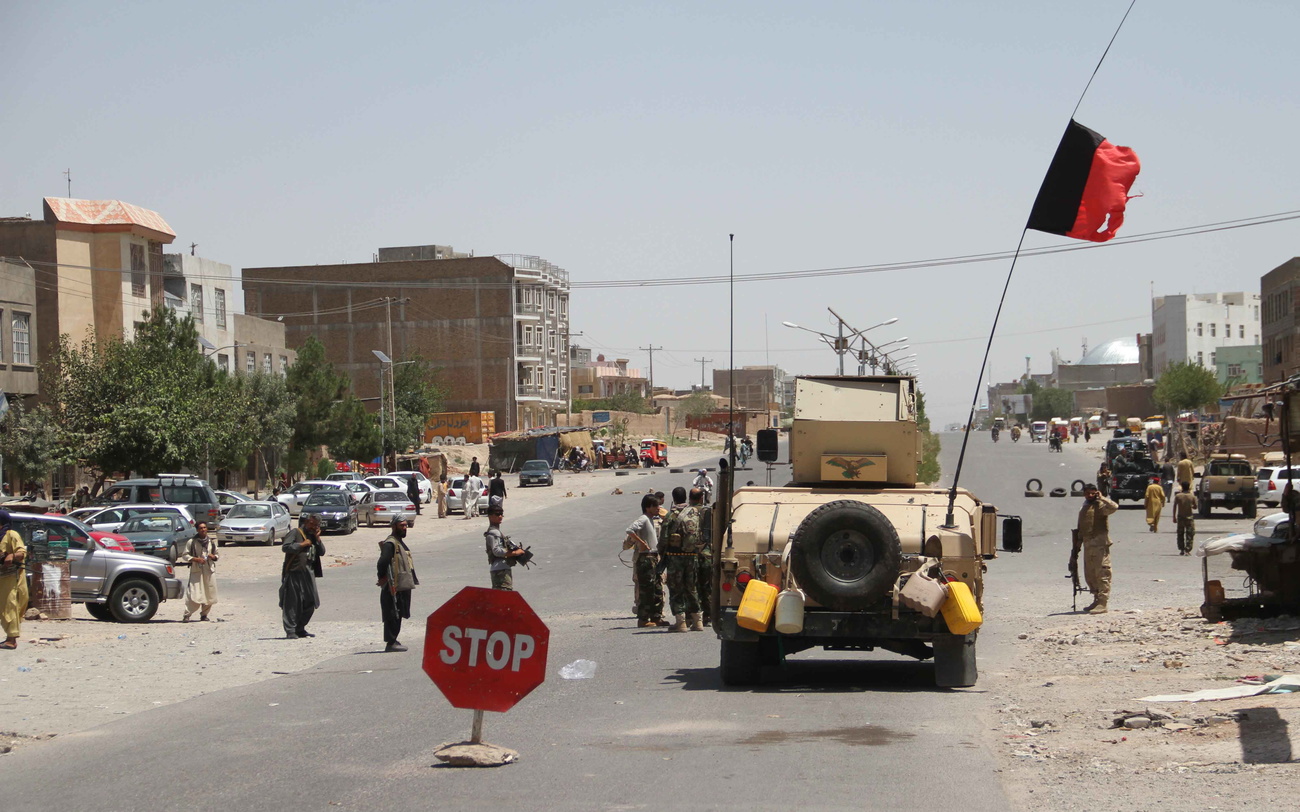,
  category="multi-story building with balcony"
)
[1151,291,1260,376]
[243,246,571,431]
